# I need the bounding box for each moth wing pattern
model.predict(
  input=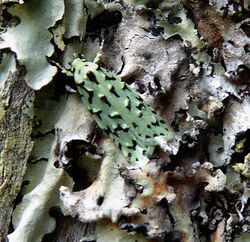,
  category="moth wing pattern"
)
[71,58,173,163]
